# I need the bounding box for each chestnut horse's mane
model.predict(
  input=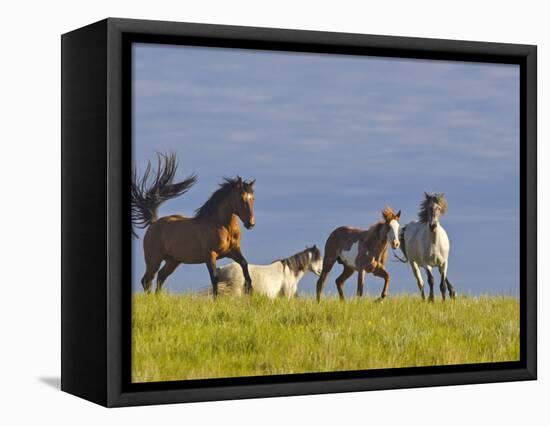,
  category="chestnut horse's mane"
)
[194,177,254,219]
